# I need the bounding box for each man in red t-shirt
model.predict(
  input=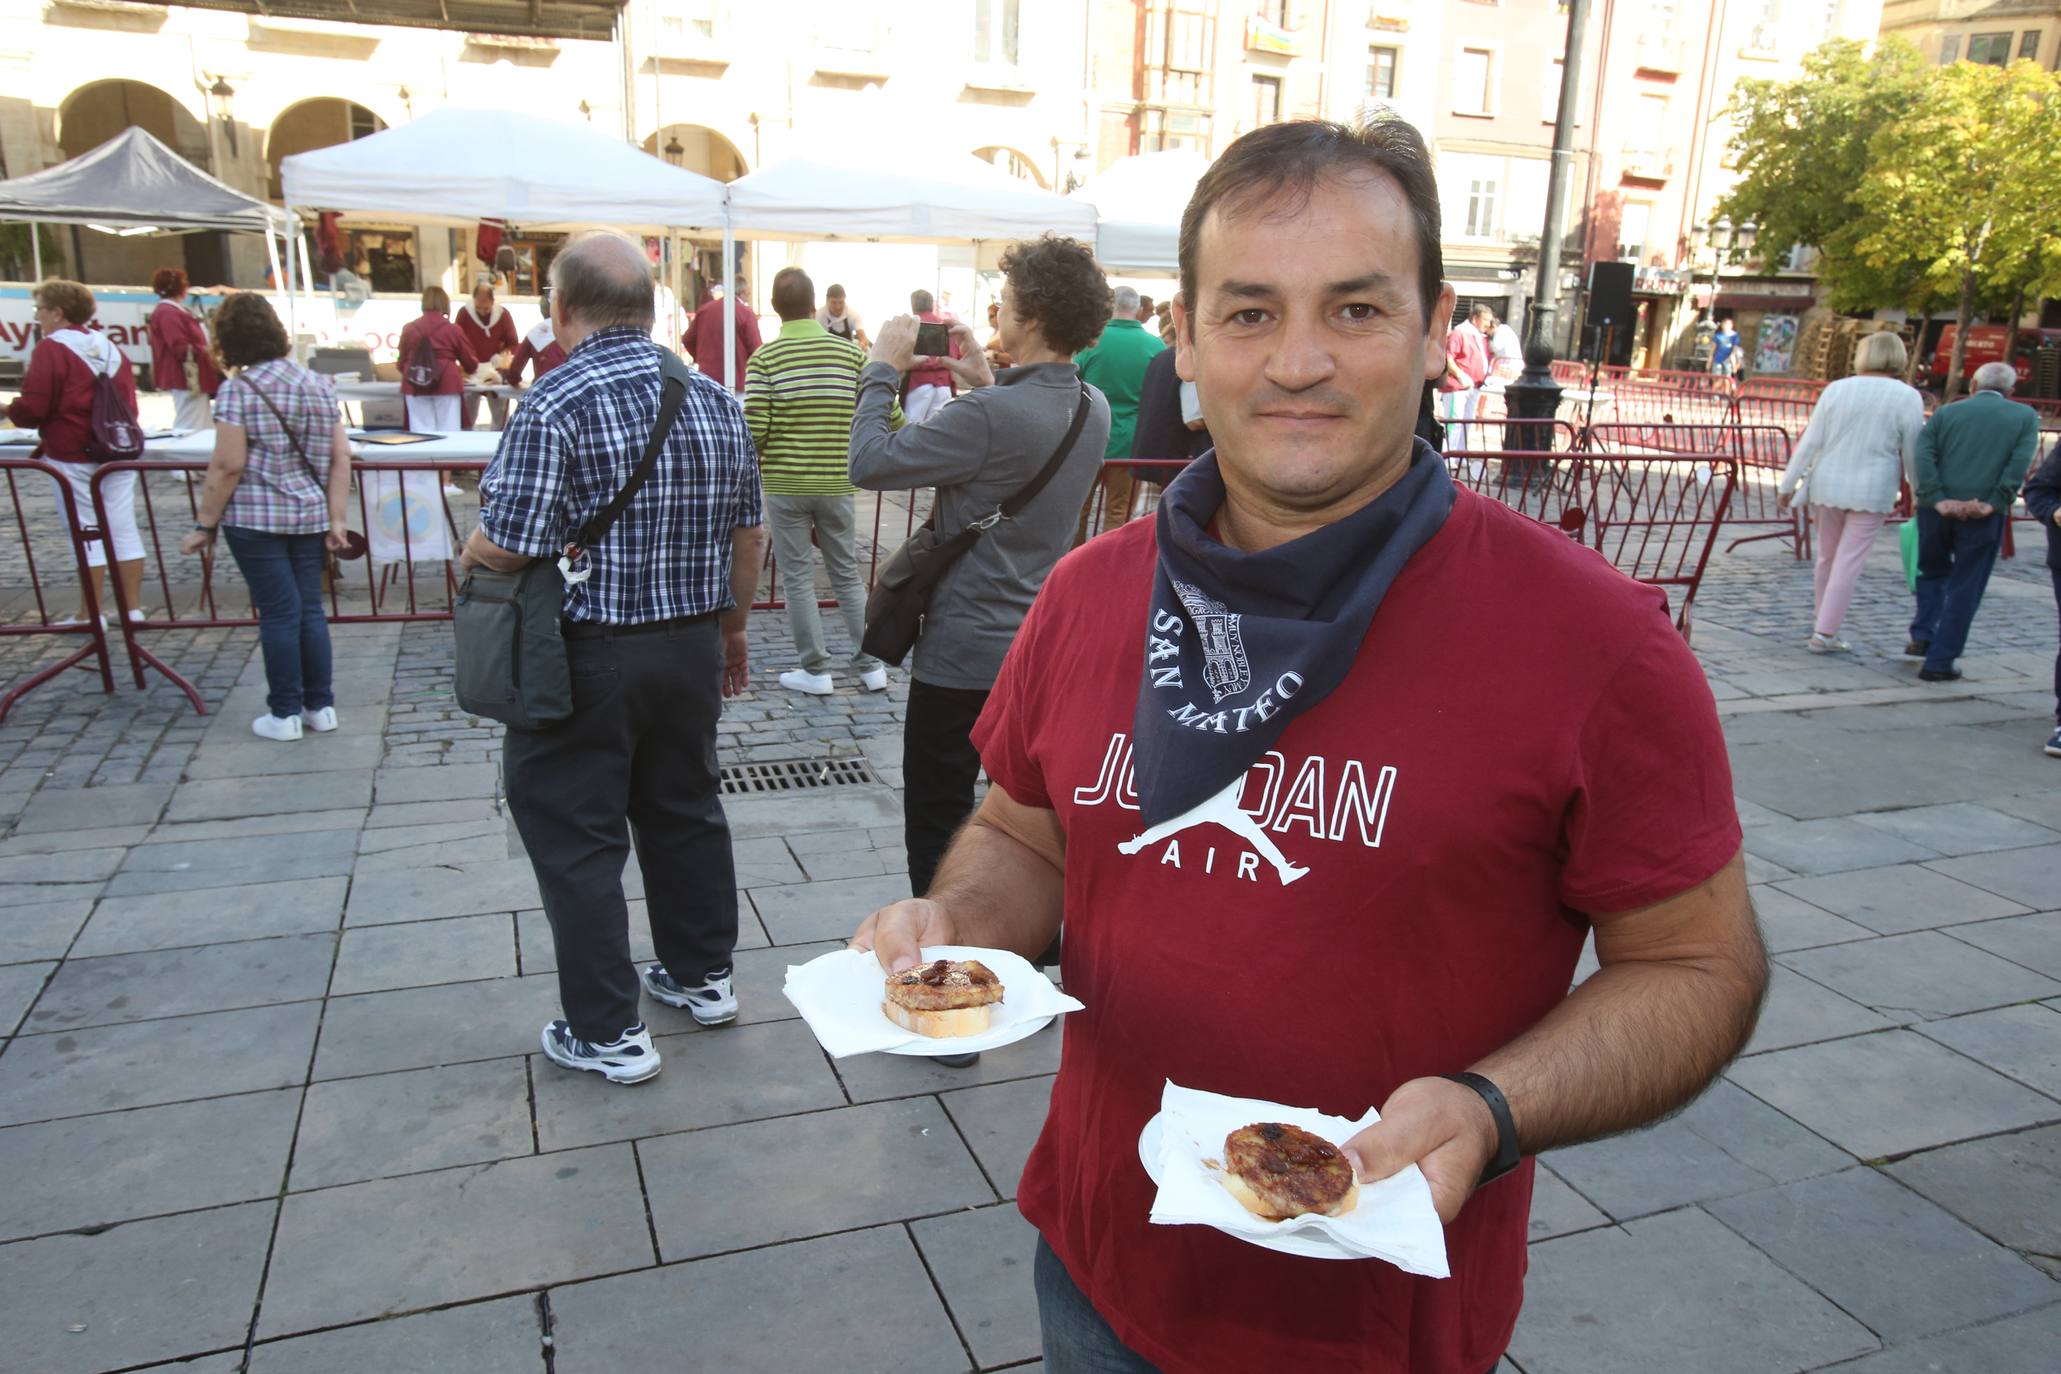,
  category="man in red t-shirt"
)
[681,278,762,392]
[853,119,1765,1374]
